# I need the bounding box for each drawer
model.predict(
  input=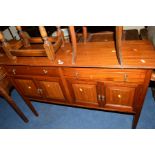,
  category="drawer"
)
[62,68,146,83]
[6,66,59,77]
